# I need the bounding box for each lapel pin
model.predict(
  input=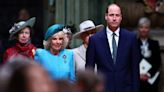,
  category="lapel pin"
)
[63,55,67,63]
